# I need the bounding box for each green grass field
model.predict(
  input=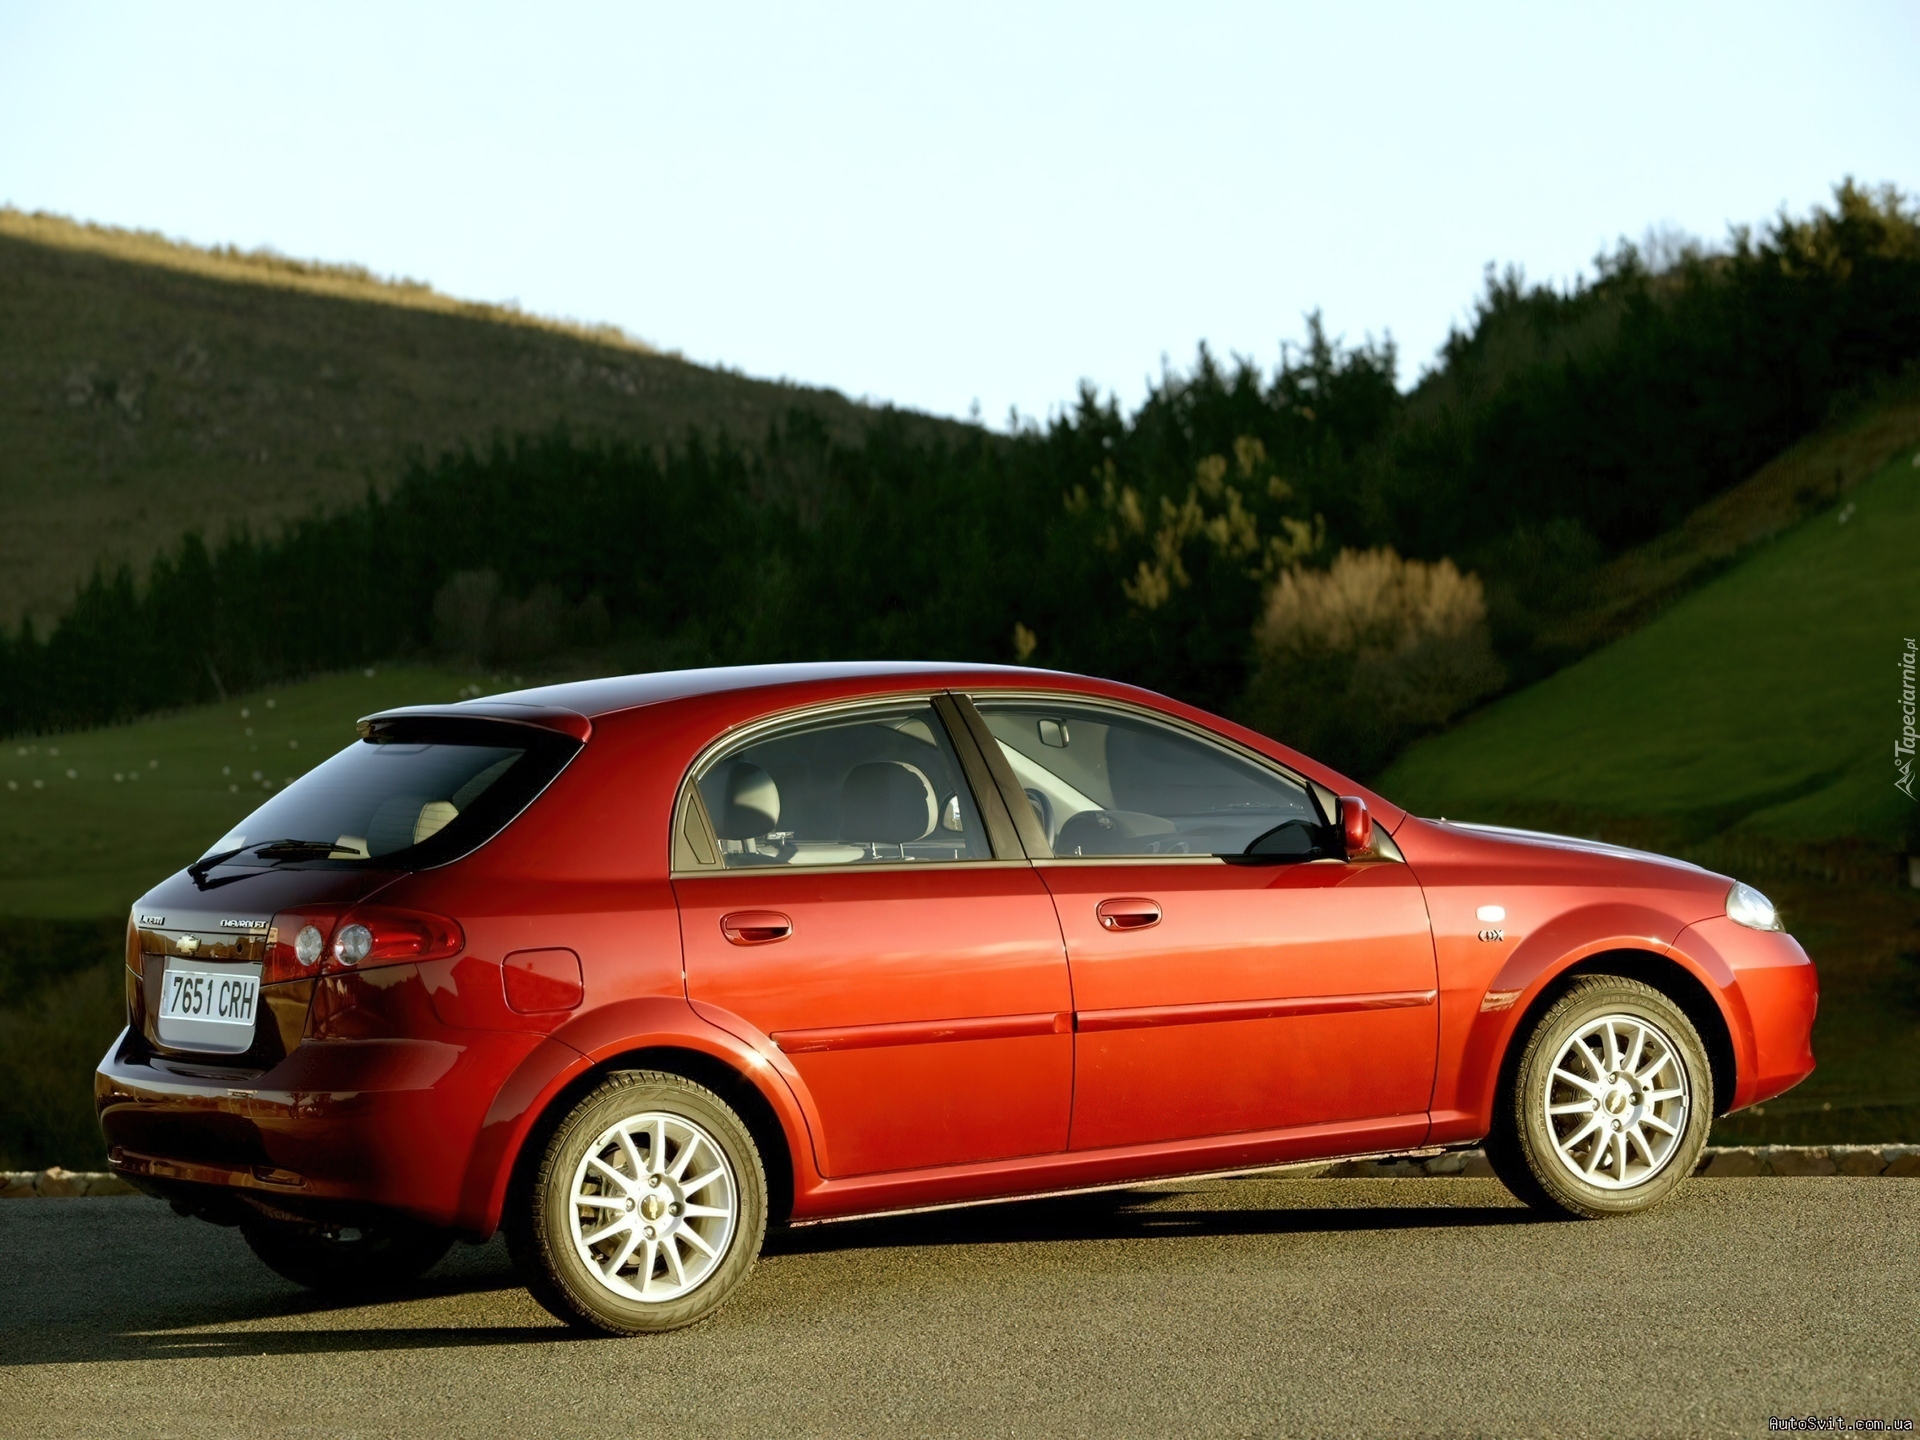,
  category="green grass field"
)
[0,664,483,919]
[1380,448,1920,847]
[1380,447,1920,1147]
